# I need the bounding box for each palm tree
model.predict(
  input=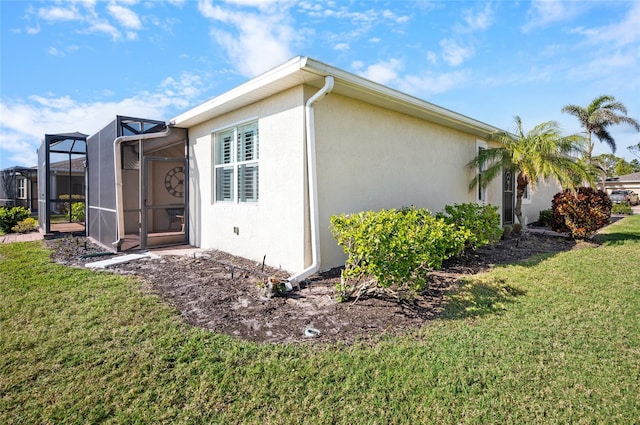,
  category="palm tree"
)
[561,95,640,162]
[467,116,591,228]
